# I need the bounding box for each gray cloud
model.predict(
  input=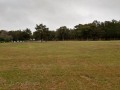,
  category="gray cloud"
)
[0,0,120,31]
